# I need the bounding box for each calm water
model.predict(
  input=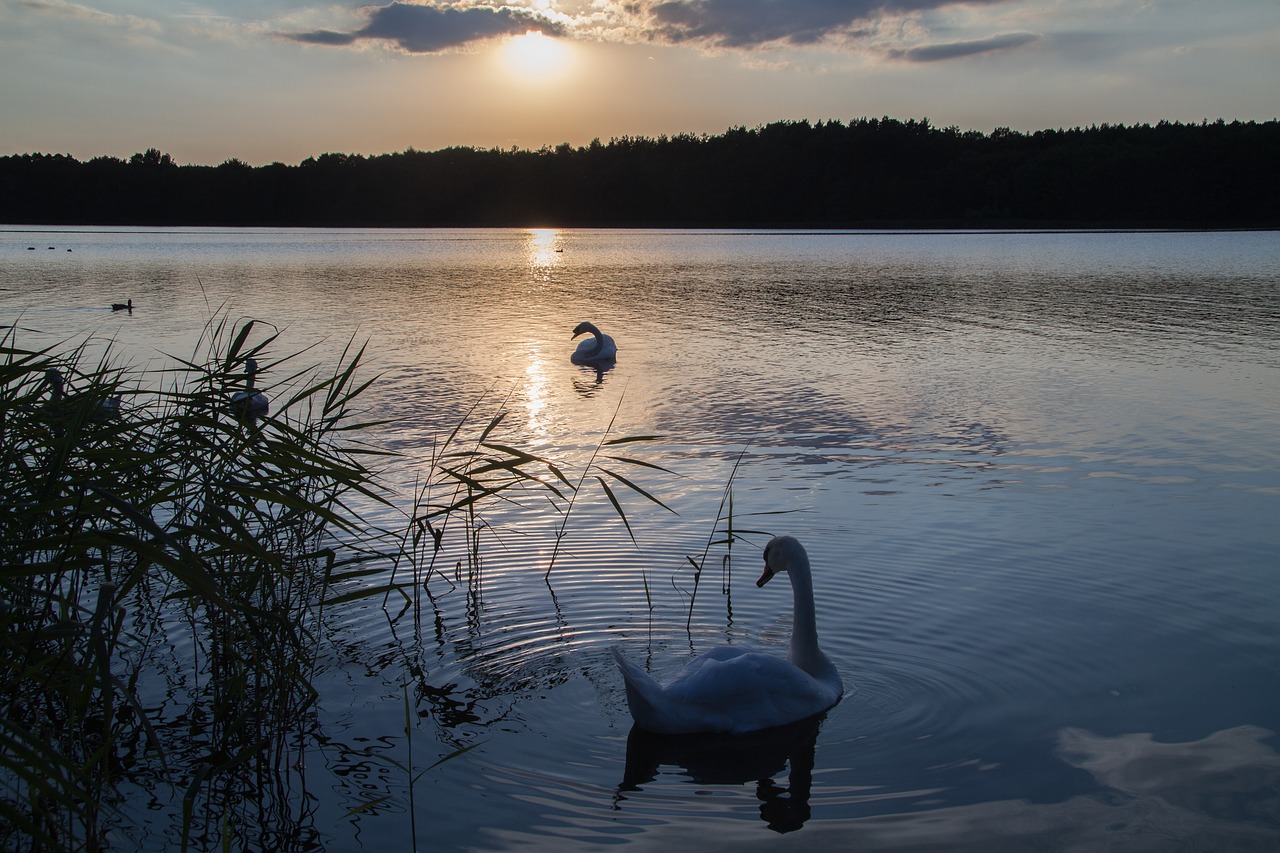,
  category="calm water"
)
[4,227,1280,851]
